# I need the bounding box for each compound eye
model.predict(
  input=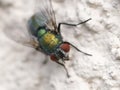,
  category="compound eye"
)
[60,43,70,52]
[50,54,58,61]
